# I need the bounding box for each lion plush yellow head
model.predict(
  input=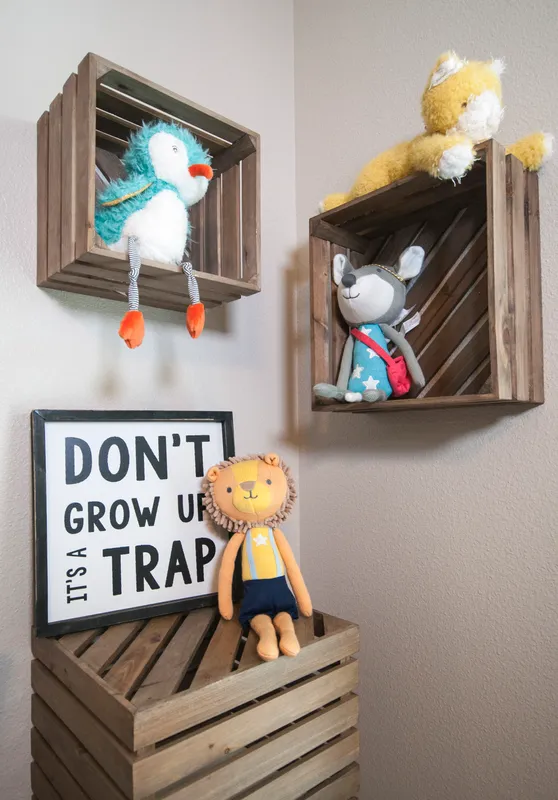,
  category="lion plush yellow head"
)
[422,51,504,142]
[203,453,296,533]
